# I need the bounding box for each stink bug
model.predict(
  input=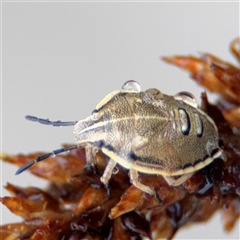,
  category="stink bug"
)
[16,80,223,202]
